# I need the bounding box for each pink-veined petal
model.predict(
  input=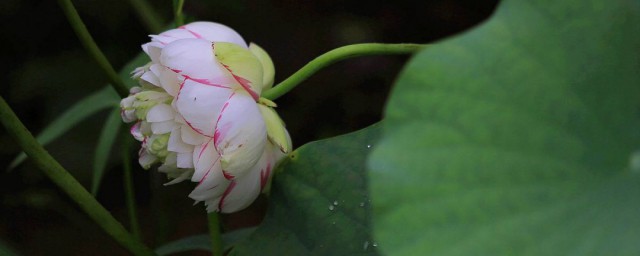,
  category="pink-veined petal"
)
[150,64,182,96]
[215,144,274,213]
[130,122,144,141]
[181,22,247,48]
[214,91,267,178]
[188,147,230,202]
[191,139,219,182]
[181,125,206,145]
[160,38,236,85]
[175,79,234,137]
